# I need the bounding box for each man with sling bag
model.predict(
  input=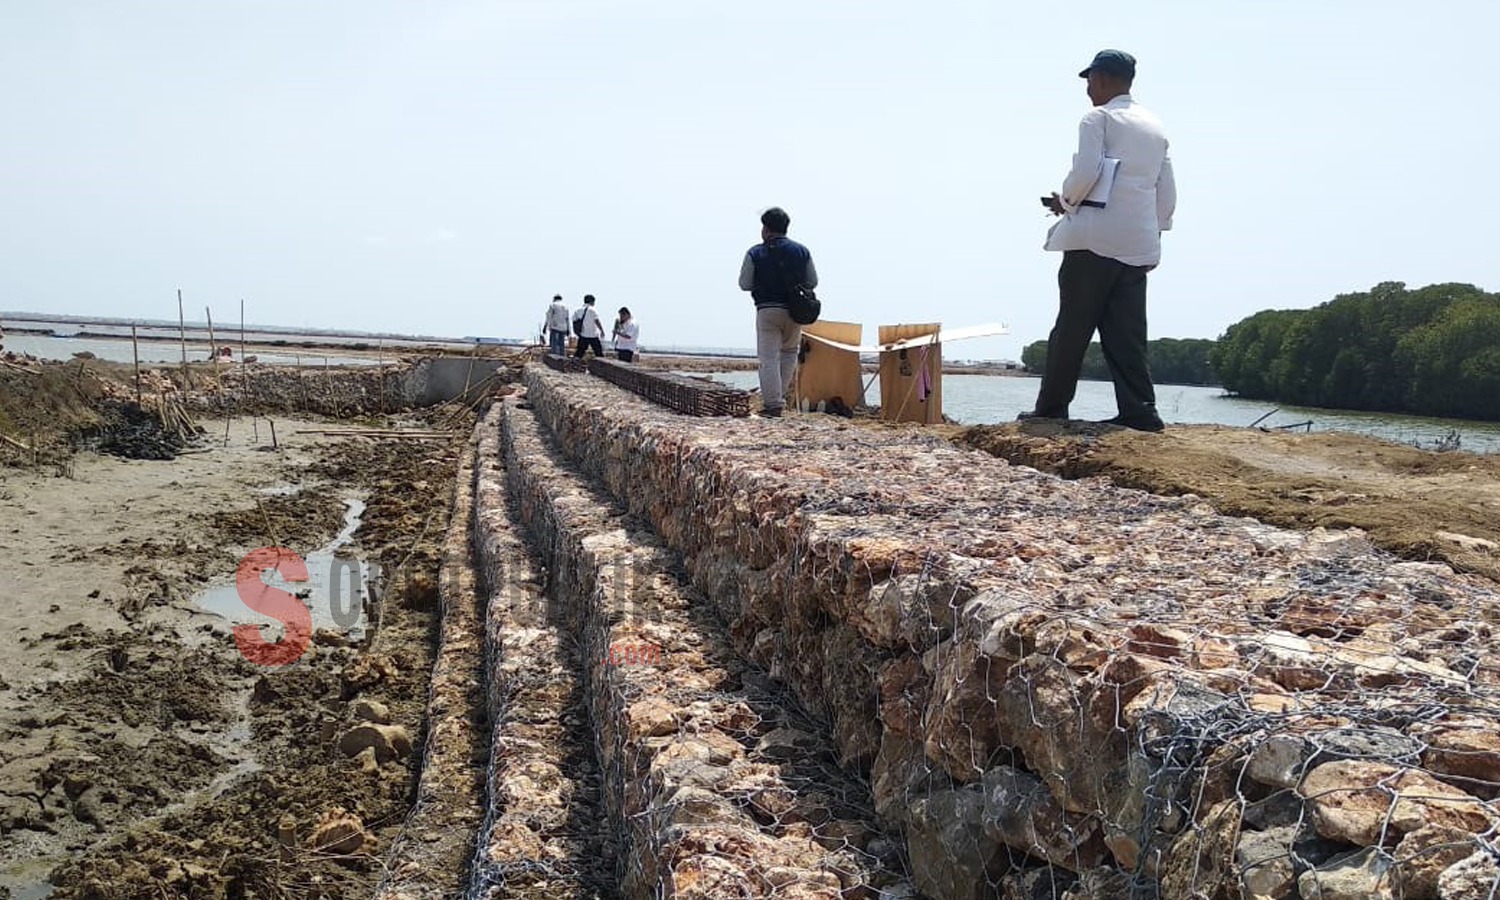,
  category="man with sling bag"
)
[738,207,819,418]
